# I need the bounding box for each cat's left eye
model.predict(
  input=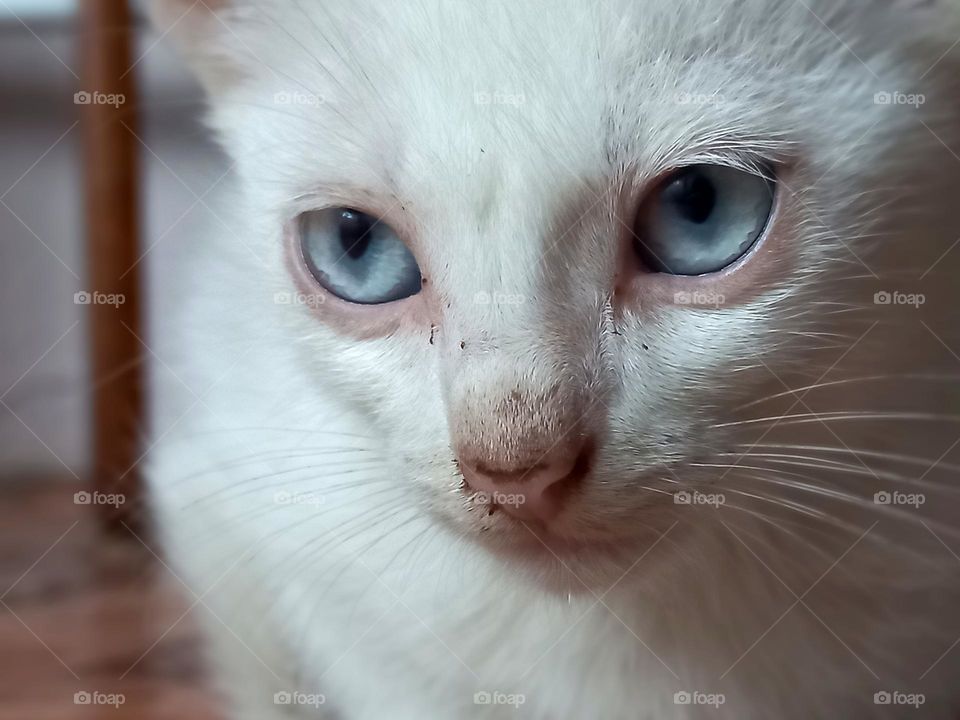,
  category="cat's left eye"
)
[299,208,422,305]
[632,165,776,276]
